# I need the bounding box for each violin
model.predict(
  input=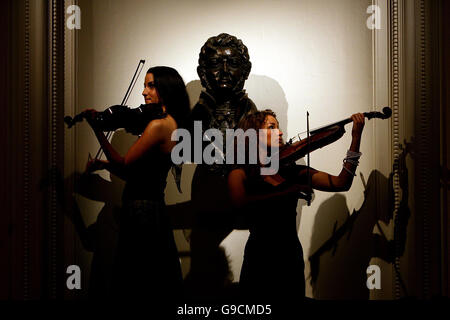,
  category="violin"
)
[64,60,146,159]
[64,103,167,135]
[263,107,392,198]
[279,106,392,164]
